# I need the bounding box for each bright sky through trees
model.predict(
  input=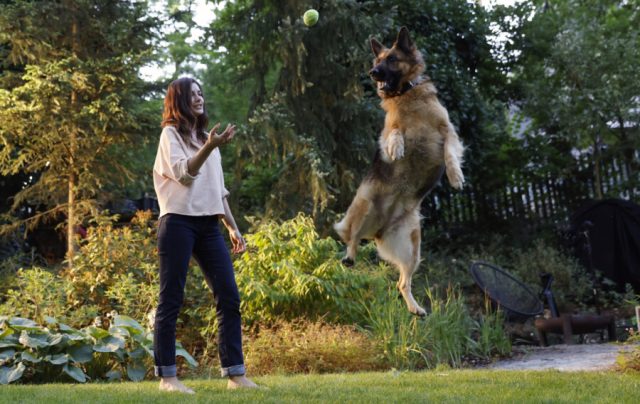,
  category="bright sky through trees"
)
[140,0,523,81]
